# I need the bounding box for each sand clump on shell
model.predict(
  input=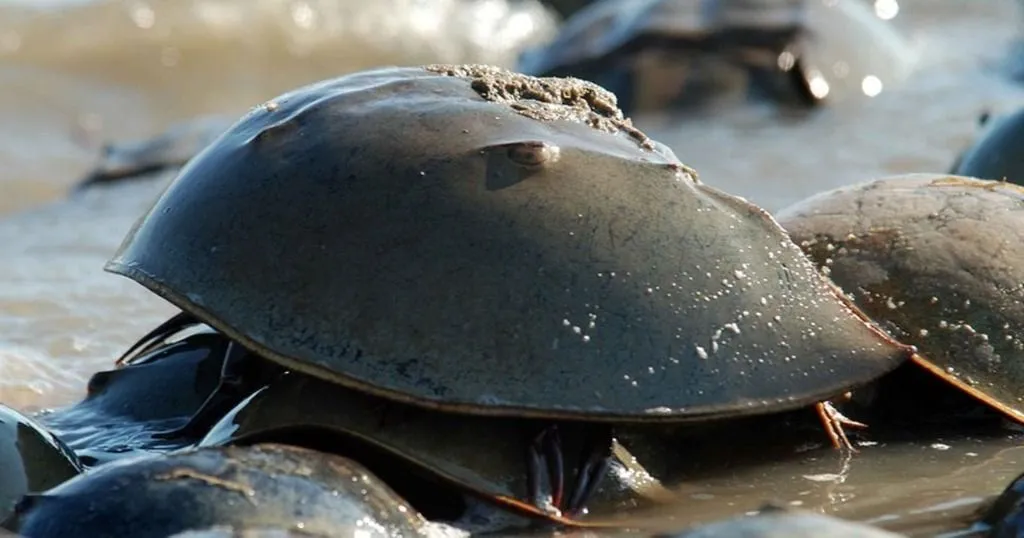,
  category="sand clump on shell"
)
[426,63,655,150]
